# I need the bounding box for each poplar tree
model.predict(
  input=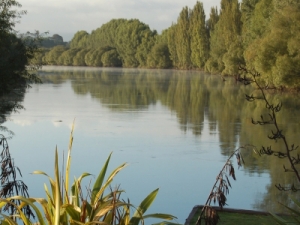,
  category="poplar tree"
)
[189,1,209,69]
[167,24,179,68]
[175,7,192,69]
[206,7,219,39]
[204,7,219,72]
